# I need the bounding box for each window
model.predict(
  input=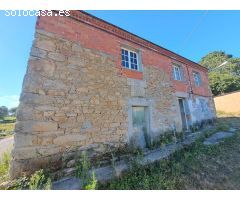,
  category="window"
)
[199,99,207,112]
[193,71,202,86]
[121,48,139,71]
[173,65,182,81]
